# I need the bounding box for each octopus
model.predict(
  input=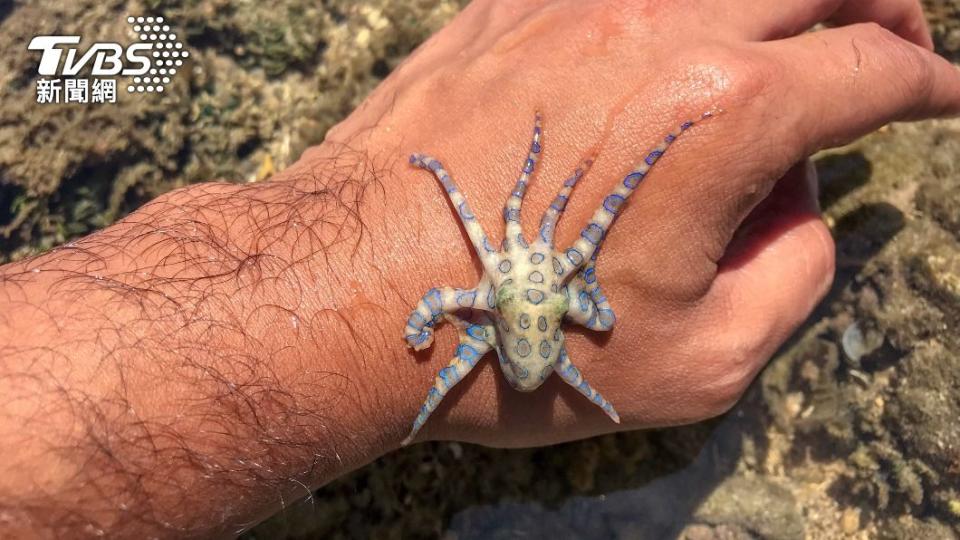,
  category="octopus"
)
[402,111,710,445]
